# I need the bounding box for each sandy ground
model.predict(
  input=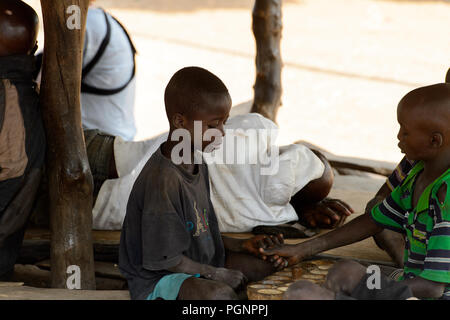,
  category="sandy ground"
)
[25,0,450,163]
